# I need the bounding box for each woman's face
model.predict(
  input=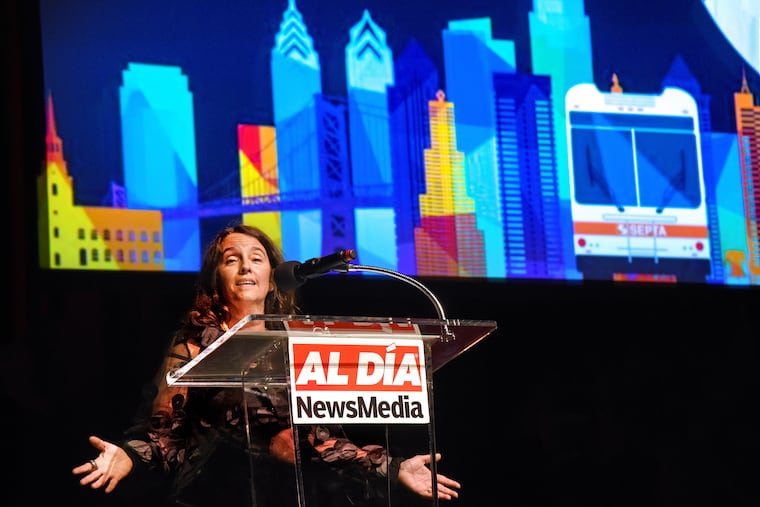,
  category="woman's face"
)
[217,232,272,316]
